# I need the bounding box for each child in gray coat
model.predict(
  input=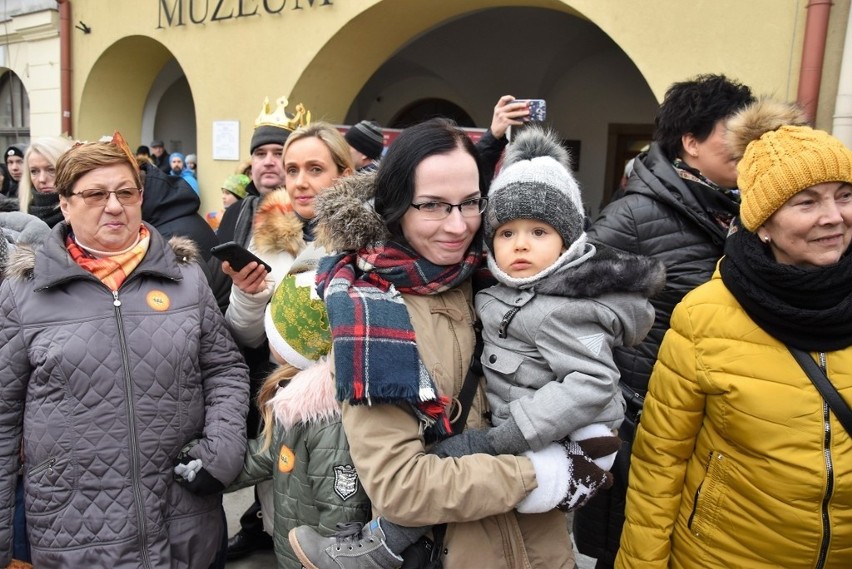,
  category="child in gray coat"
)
[289,126,665,569]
